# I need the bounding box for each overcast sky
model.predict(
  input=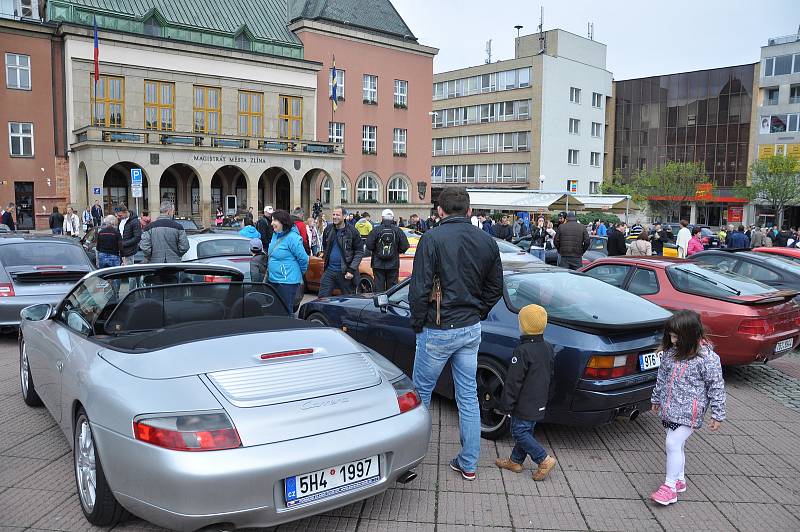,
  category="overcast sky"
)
[392,0,800,79]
